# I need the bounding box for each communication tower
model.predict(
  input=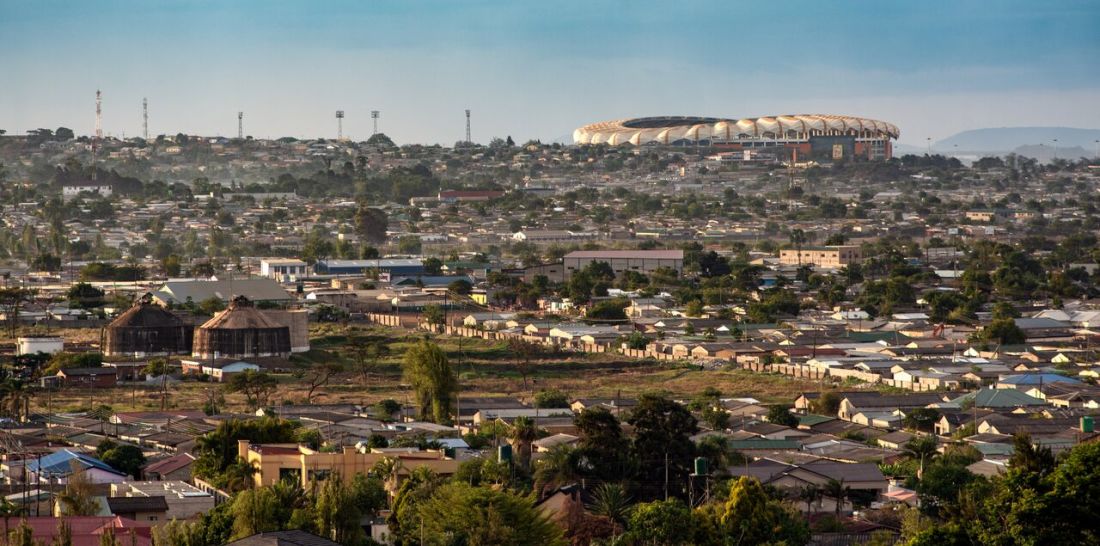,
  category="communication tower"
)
[336,110,345,140]
[93,90,102,180]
